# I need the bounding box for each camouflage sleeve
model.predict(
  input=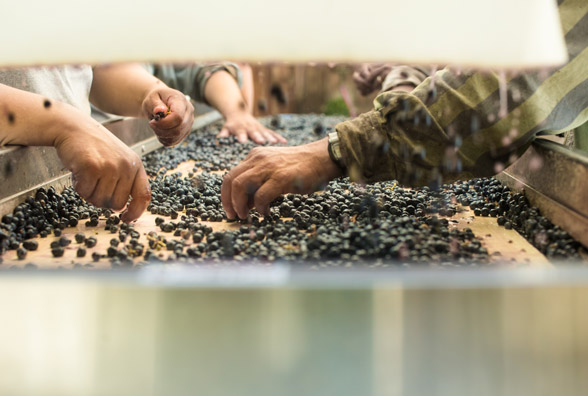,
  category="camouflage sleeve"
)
[150,62,243,104]
[381,65,433,92]
[336,0,588,188]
